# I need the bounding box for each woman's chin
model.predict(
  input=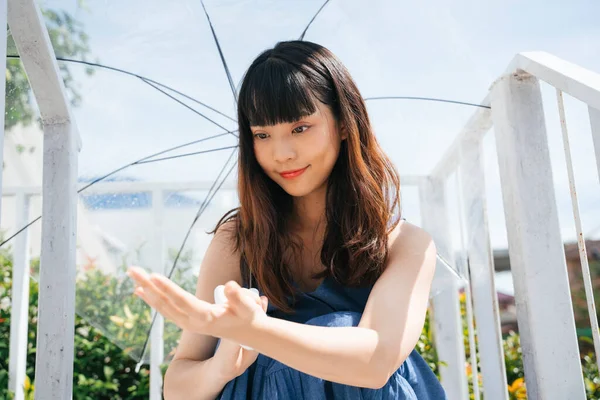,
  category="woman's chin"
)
[280,186,311,197]
[274,173,329,198]
[277,181,314,198]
